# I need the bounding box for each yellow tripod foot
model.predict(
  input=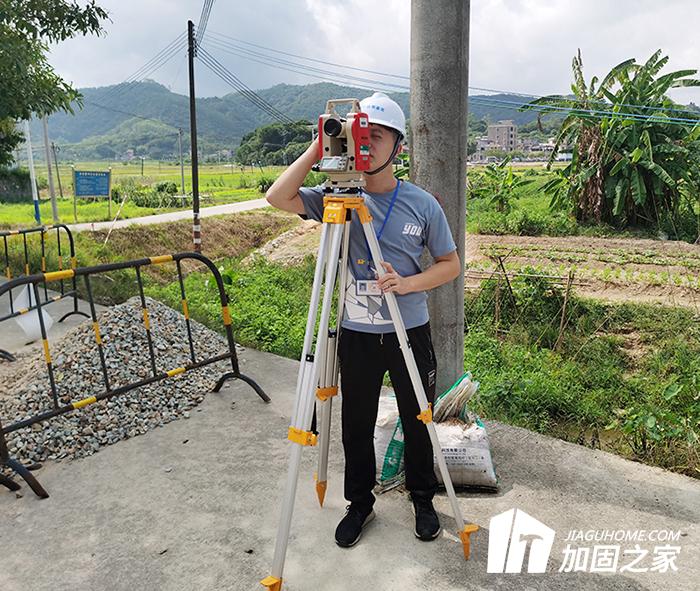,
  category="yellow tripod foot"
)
[261,575,282,591]
[459,524,480,560]
[315,480,327,507]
